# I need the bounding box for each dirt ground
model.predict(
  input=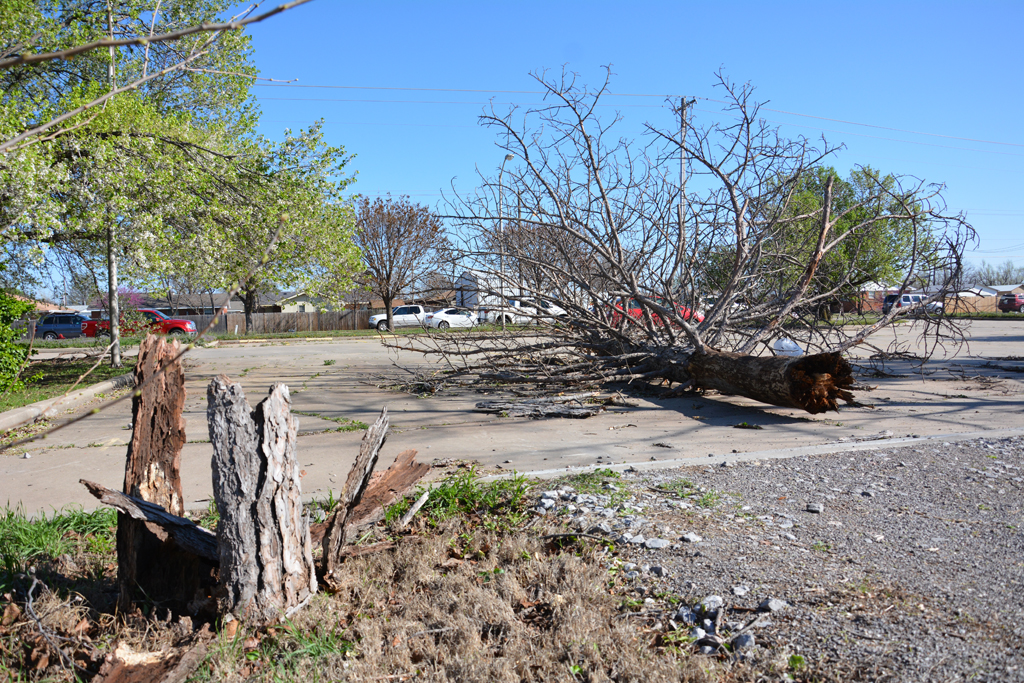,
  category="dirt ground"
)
[2,318,1023,516]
